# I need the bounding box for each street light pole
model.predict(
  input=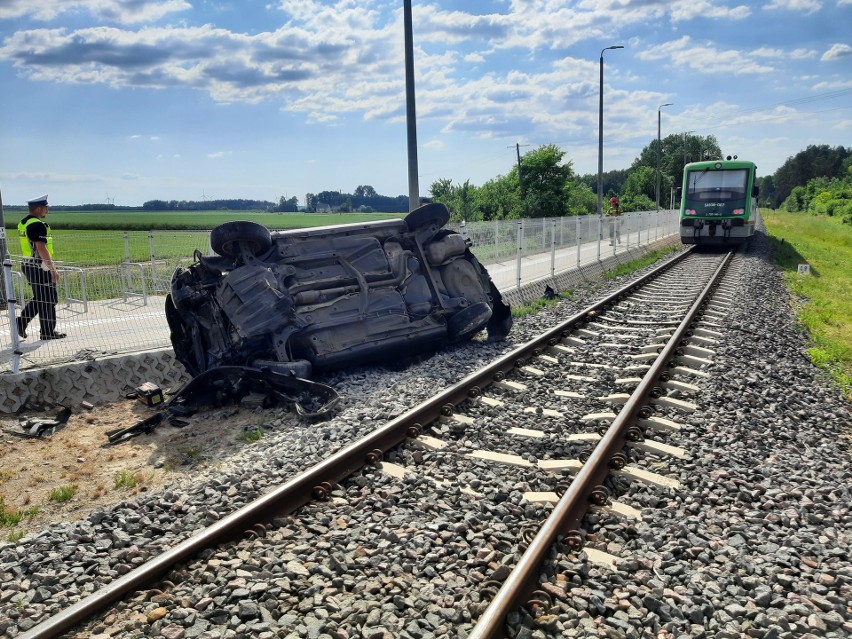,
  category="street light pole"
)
[656,103,672,213]
[597,44,623,256]
[403,0,420,211]
[683,130,694,167]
